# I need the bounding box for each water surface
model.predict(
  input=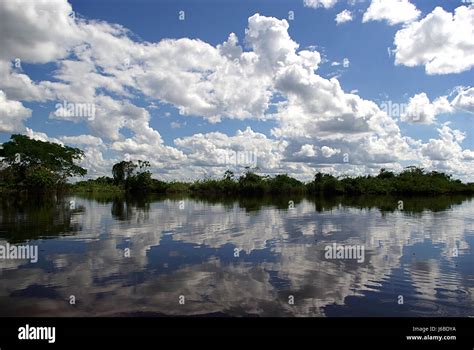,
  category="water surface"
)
[0,194,473,317]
